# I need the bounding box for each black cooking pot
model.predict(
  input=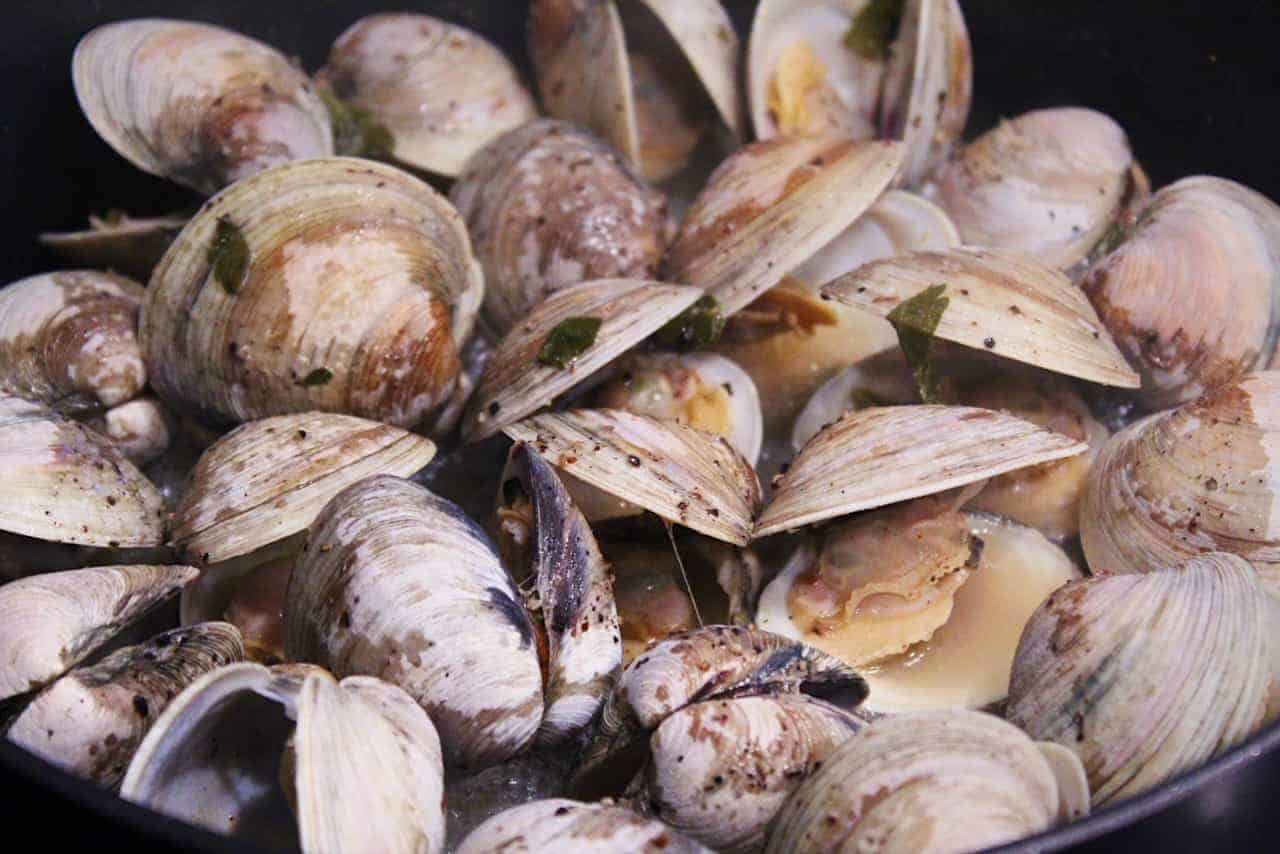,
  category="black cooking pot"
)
[2,1,1278,850]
